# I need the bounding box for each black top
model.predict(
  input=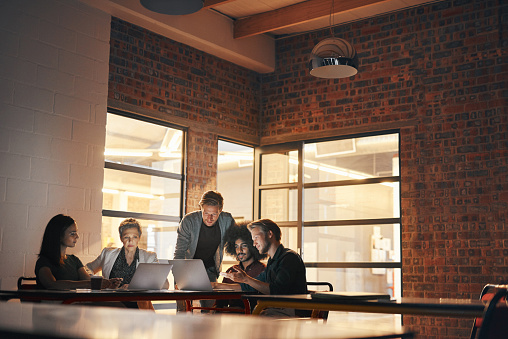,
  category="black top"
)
[35,255,84,288]
[241,245,308,295]
[110,247,139,285]
[193,221,221,269]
